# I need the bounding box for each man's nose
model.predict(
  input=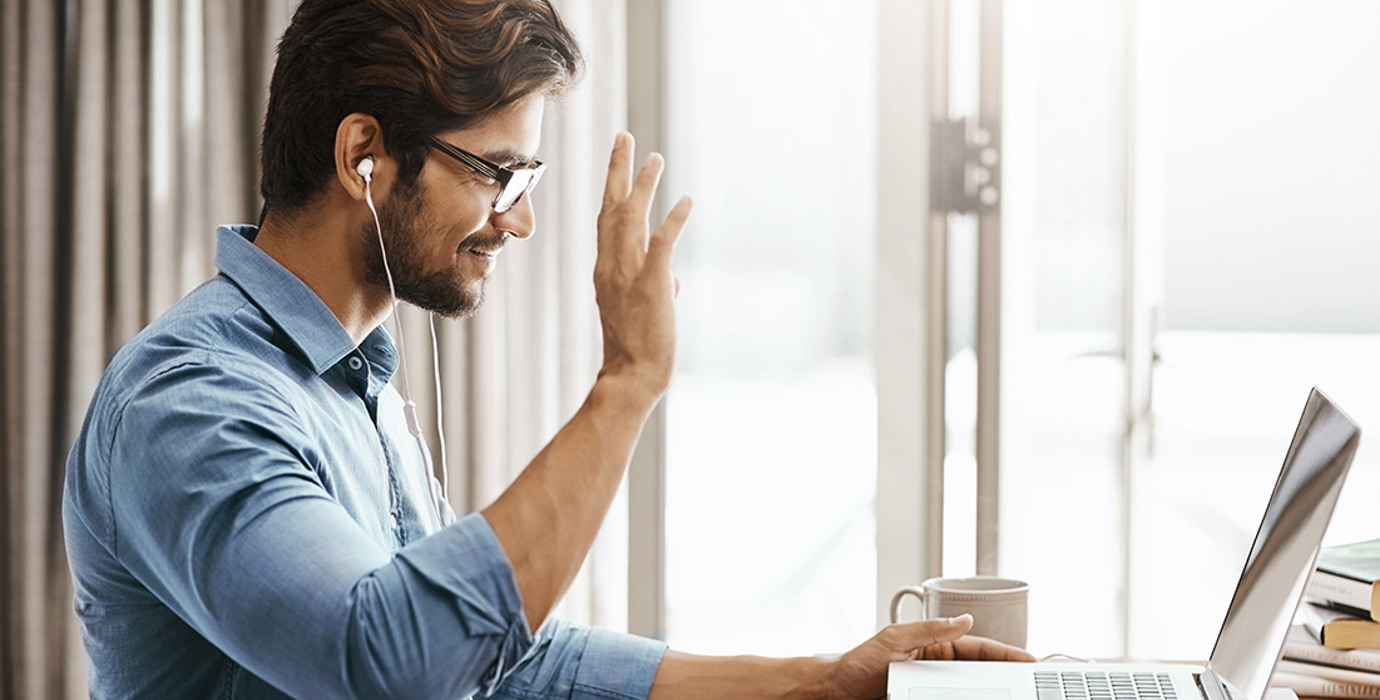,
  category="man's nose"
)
[492,194,536,239]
